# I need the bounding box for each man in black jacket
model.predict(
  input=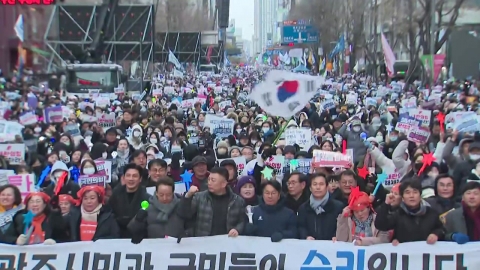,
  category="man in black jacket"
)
[108,163,151,238]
